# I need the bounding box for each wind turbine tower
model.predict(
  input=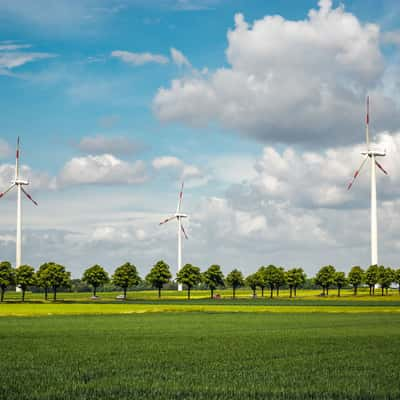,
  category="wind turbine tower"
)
[159,182,188,291]
[0,137,38,290]
[347,97,388,265]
